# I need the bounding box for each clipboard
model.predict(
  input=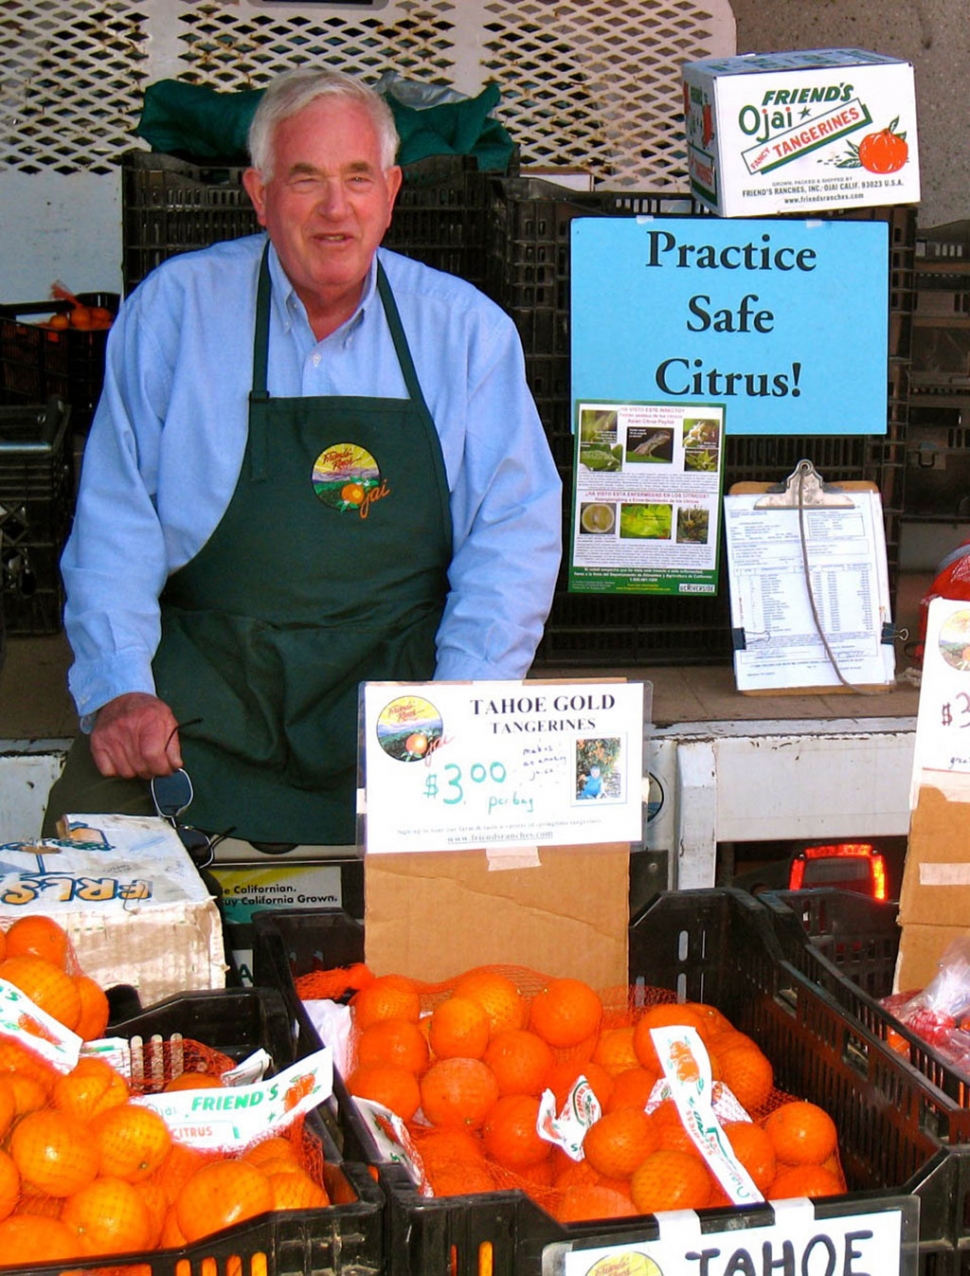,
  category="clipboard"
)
[723,460,895,695]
